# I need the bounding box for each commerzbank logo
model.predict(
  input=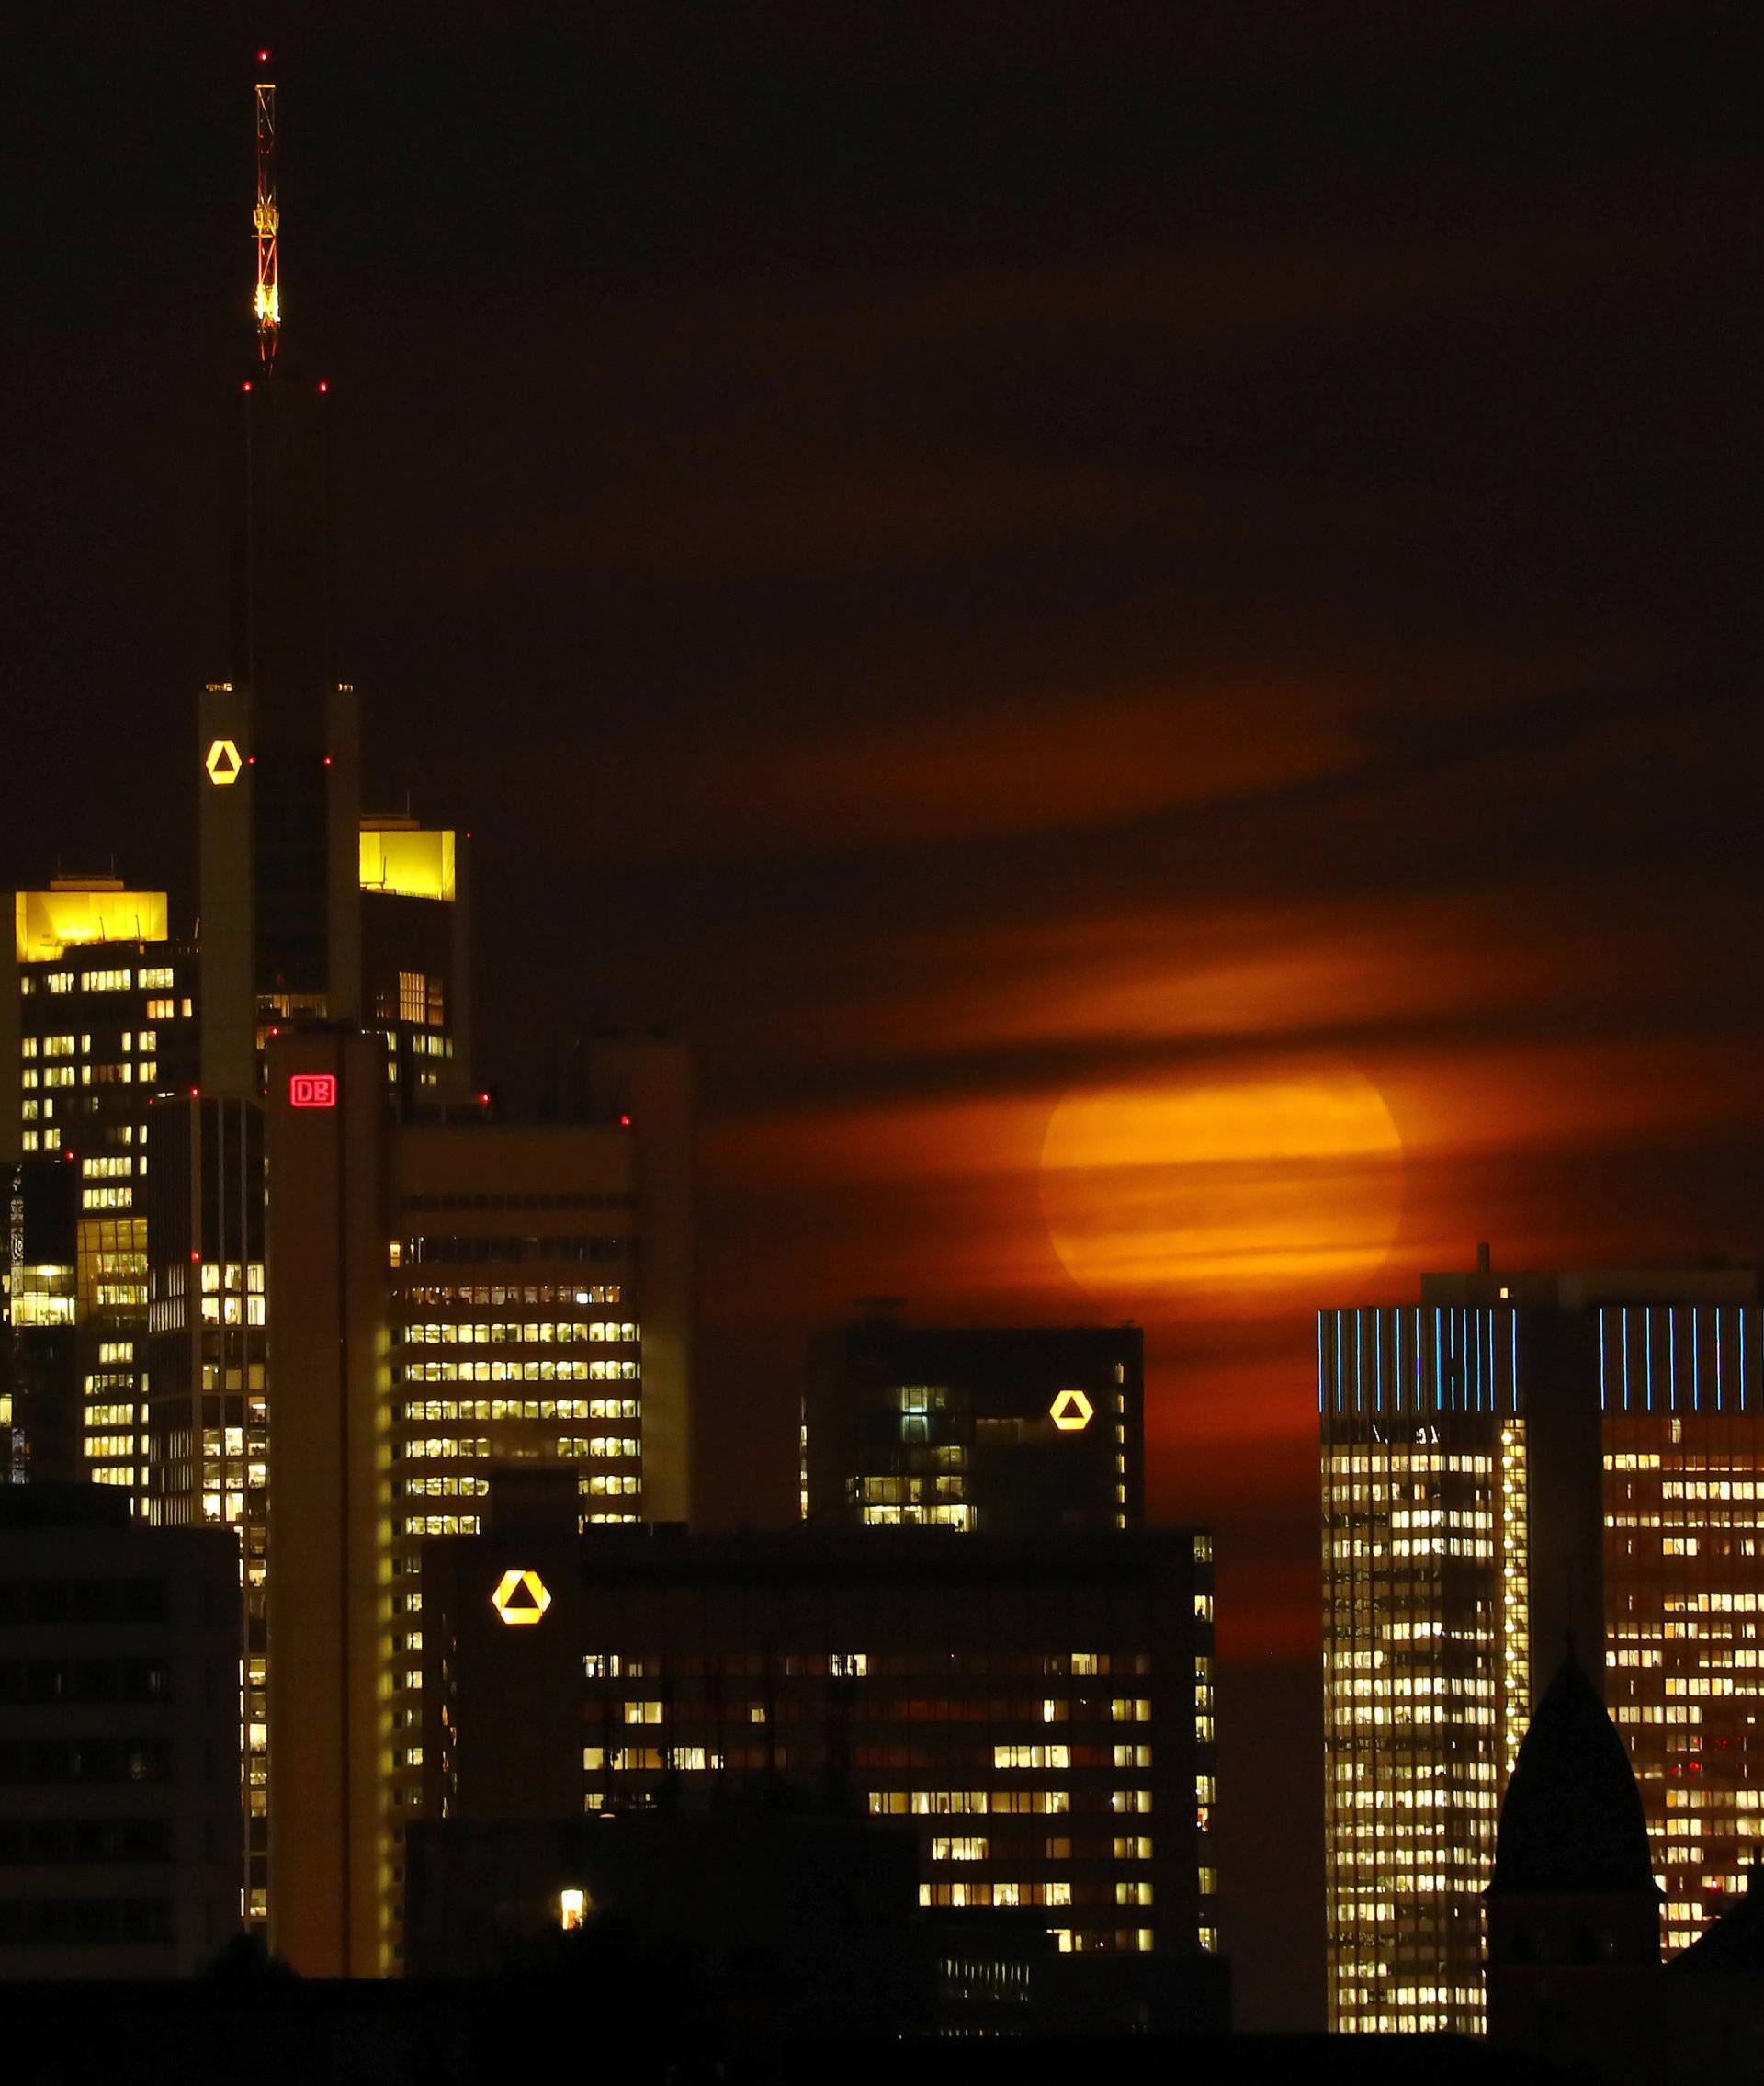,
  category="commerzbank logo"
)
[205,738,243,785]
[491,1568,552,1627]
[1049,1389,1094,1432]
